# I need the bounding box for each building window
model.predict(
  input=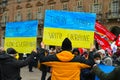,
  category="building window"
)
[113,0,118,1]
[36,6,43,20]
[77,0,82,6]
[27,0,31,2]
[77,0,83,11]
[92,4,101,13]
[62,3,68,10]
[38,6,42,13]
[110,0,119,17]
[15,10,22,21]
[111,1,119,13]
[27,8,32,20]
[17,0,21,3]
[2,11,8,23]
[50,4,54,10]
[94,0,98,4]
